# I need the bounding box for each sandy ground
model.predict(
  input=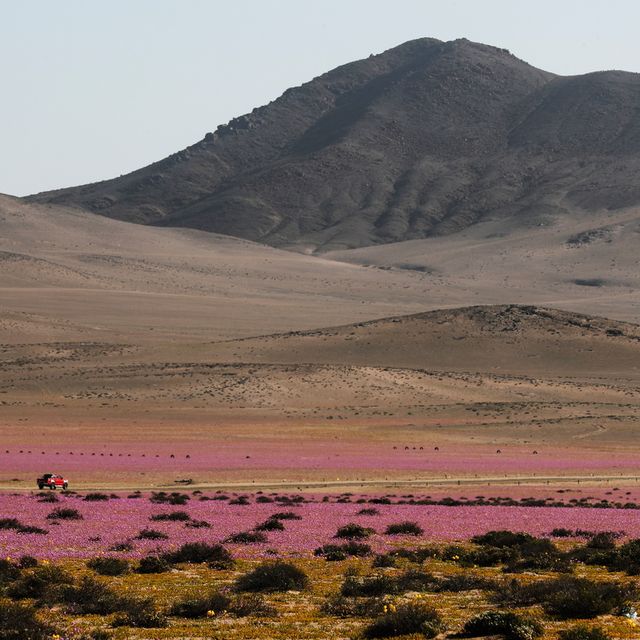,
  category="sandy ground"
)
[1,196,640,491]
